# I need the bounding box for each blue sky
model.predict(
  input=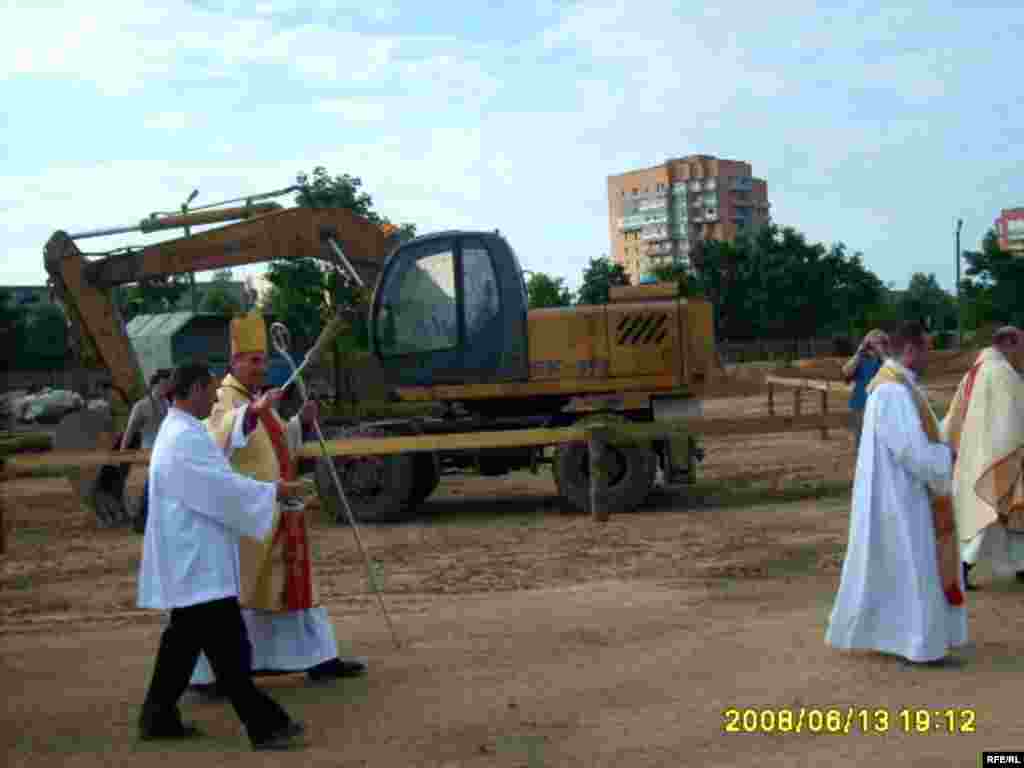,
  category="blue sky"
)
[3,0,1023,293]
